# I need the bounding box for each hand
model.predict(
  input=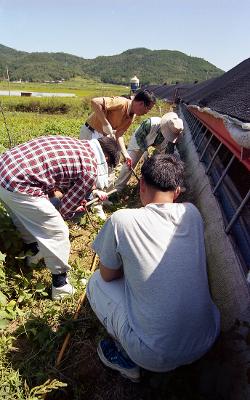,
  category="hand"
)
[48,187,64,199]
[75,205,85,212]
[102,122,113,136]
[54,189,64,199]
[92,189,108,201]
[75,199,87,212]
[124,154,132,168]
